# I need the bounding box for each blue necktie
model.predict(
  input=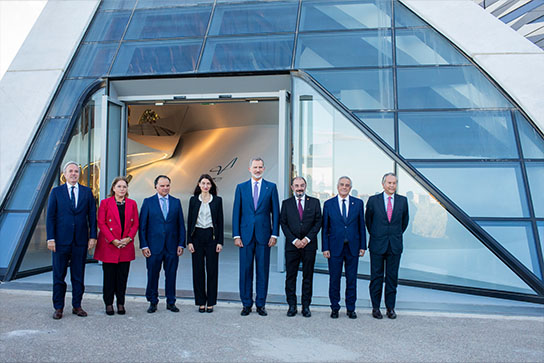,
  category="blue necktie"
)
[342,198,347,221]
[70,186,76,209]
[253,182,259,210]
[160,197,168,219]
